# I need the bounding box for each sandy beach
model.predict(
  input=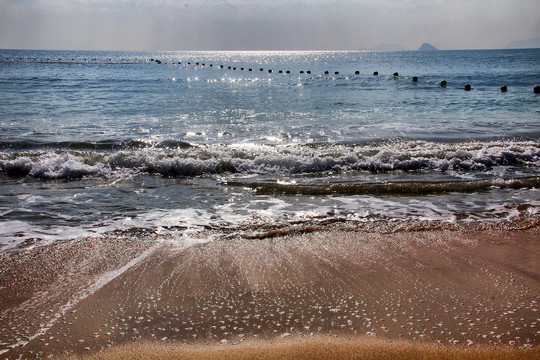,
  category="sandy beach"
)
[1,224,539,359]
